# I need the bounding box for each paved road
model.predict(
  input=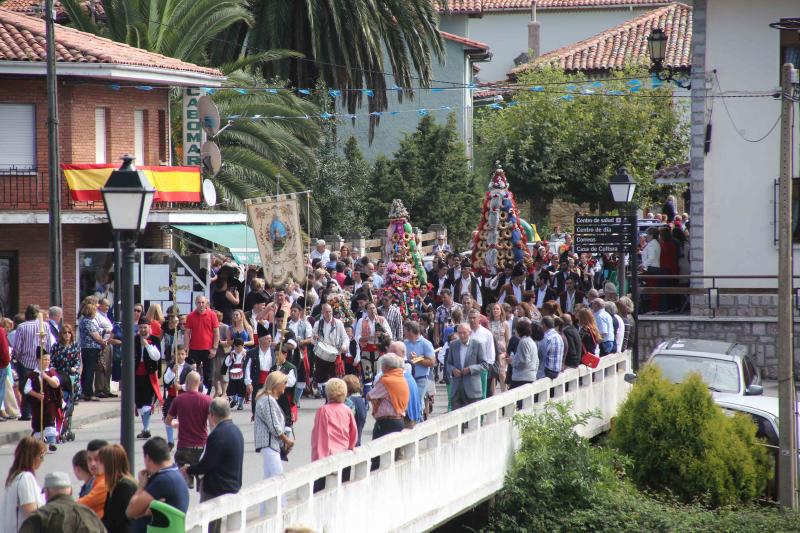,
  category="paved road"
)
[0,383,448,509]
